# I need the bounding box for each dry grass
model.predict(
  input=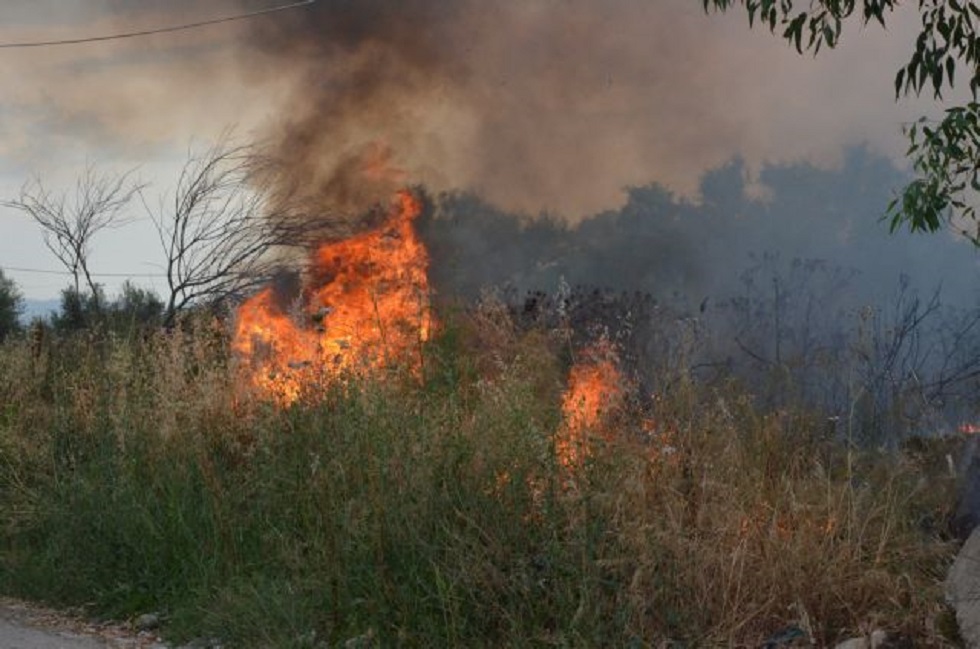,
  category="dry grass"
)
[0,309,963,647]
